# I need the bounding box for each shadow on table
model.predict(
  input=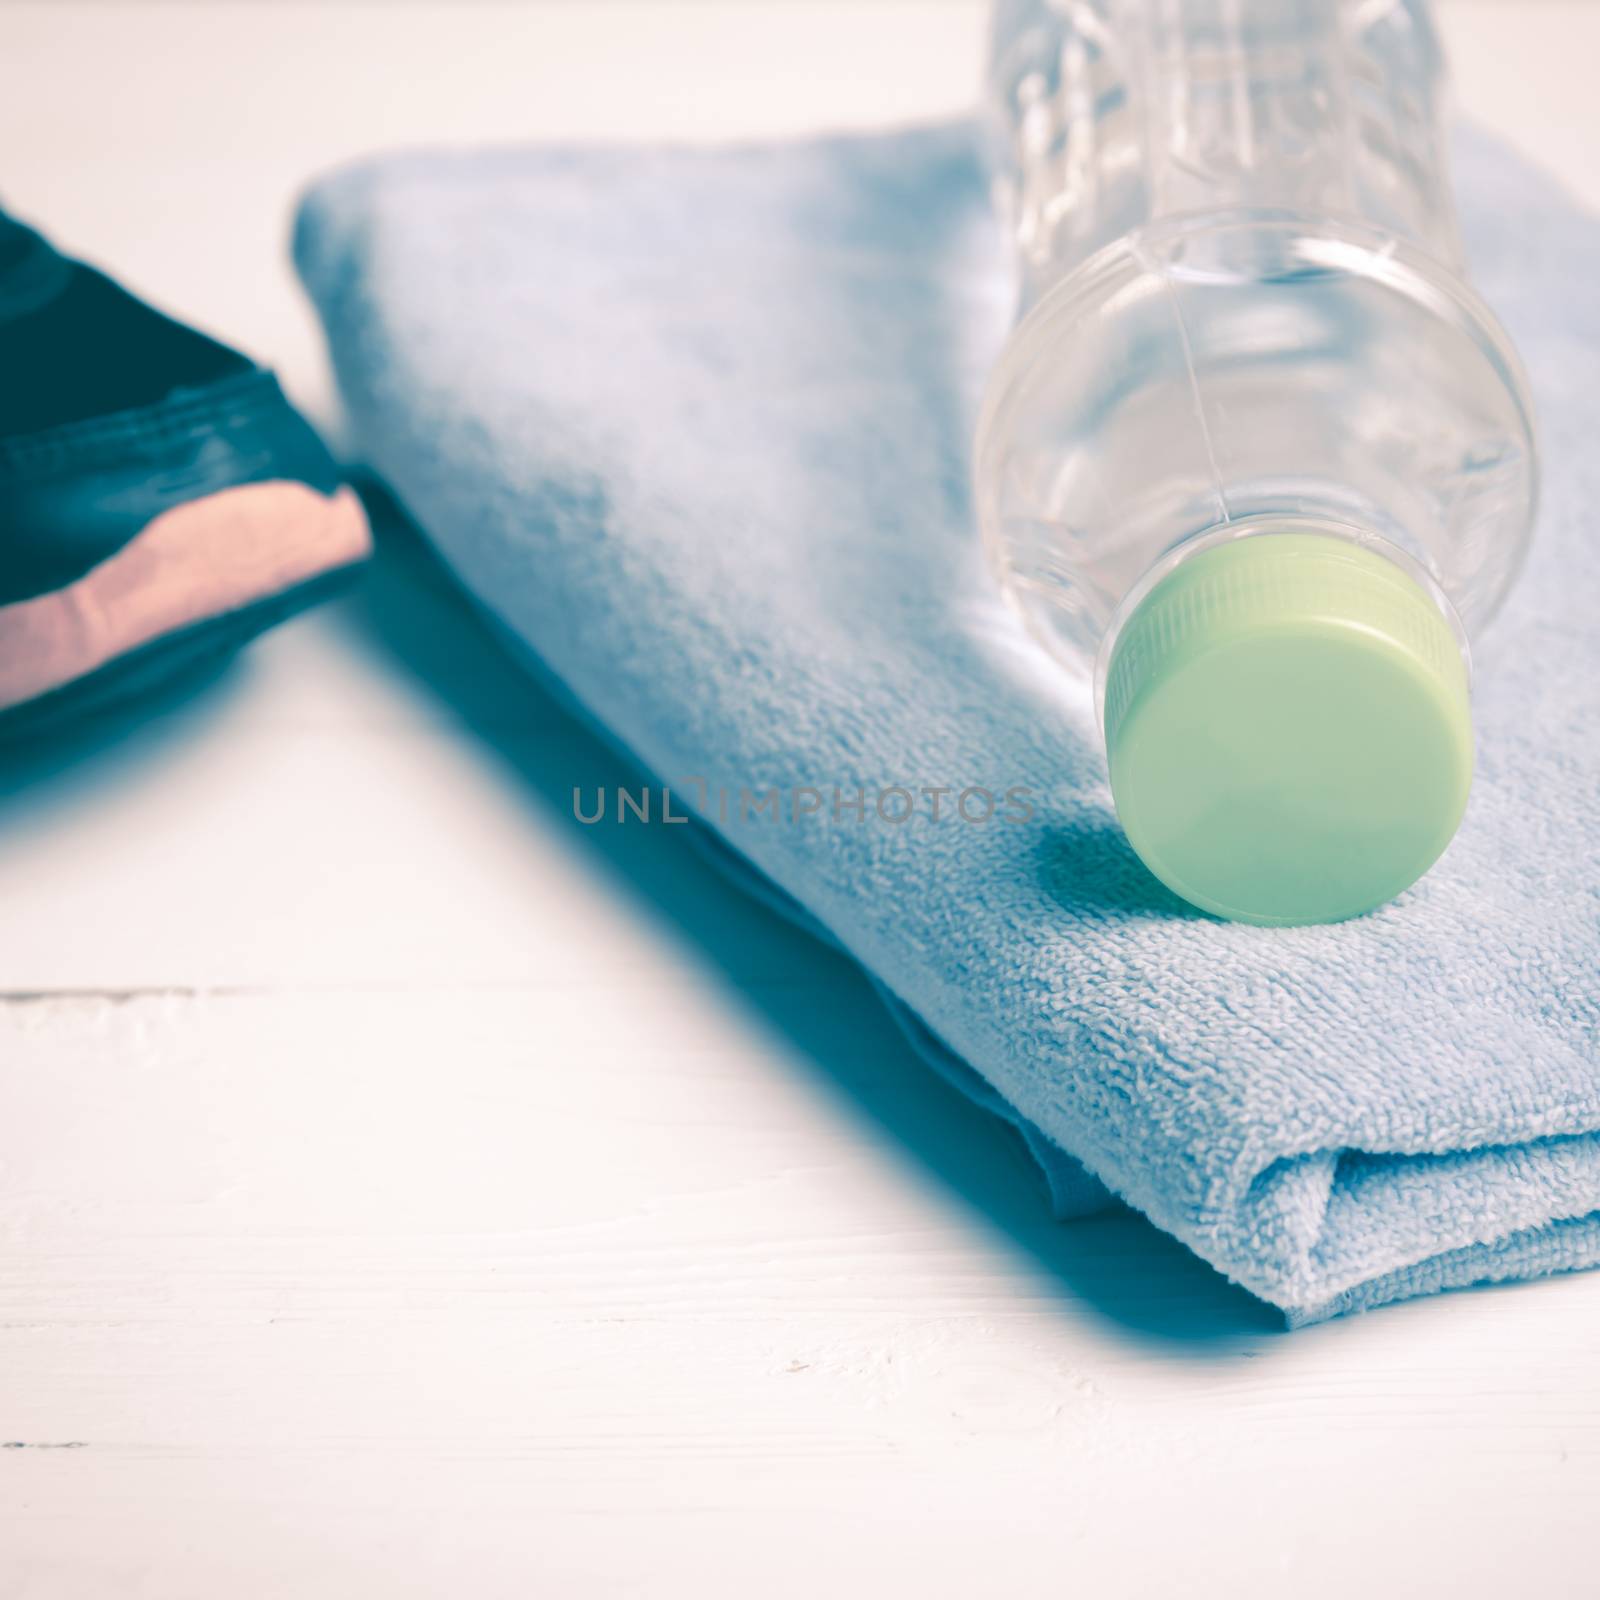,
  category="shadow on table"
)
[330,484,1280,1355]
